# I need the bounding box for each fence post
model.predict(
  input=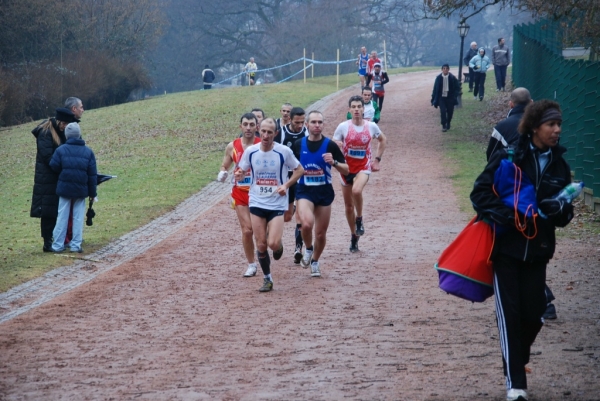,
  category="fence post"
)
[304,48,306,84]
[337,49,340,91]
[312,52,314,79]
[383,40,387,70]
